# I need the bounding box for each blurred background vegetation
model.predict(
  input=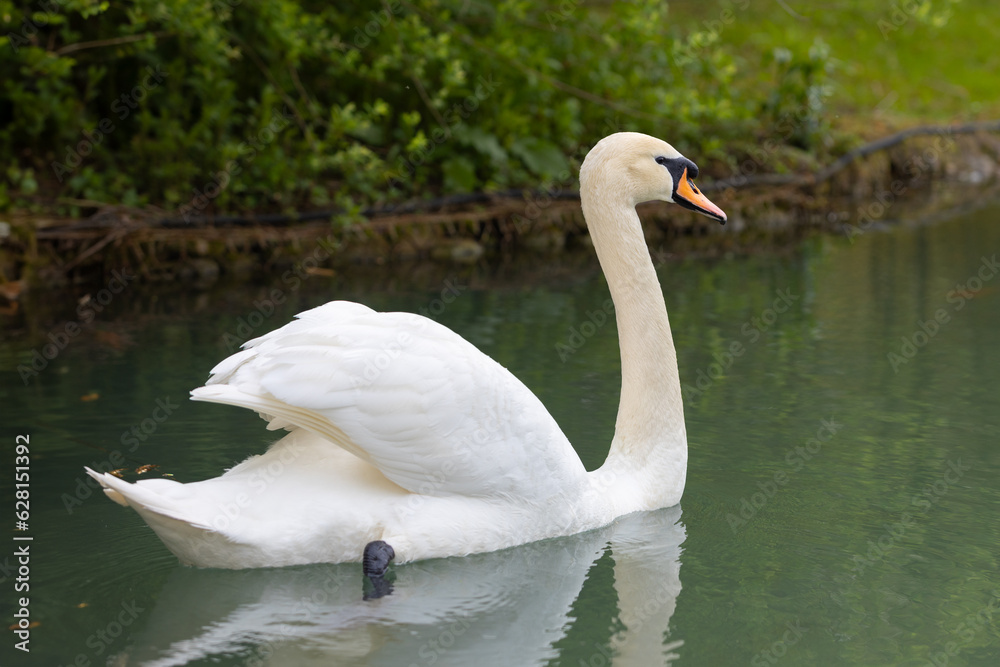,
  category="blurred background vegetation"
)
[1,0,995,220]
